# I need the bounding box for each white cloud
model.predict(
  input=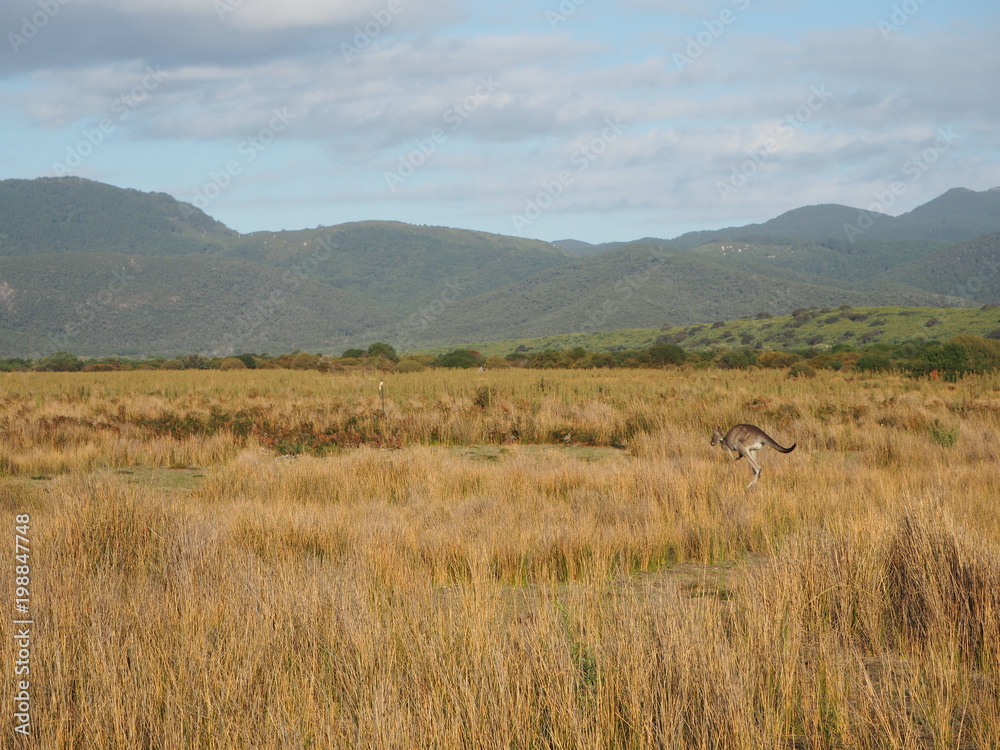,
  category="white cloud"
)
[77,0,451,31]
[3,0,999,241]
